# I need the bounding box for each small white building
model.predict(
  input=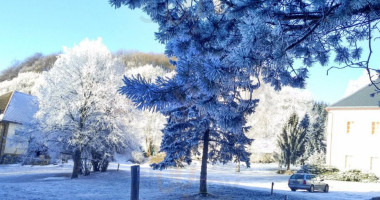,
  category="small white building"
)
[326,84,380,175]
[0,91,38,163]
